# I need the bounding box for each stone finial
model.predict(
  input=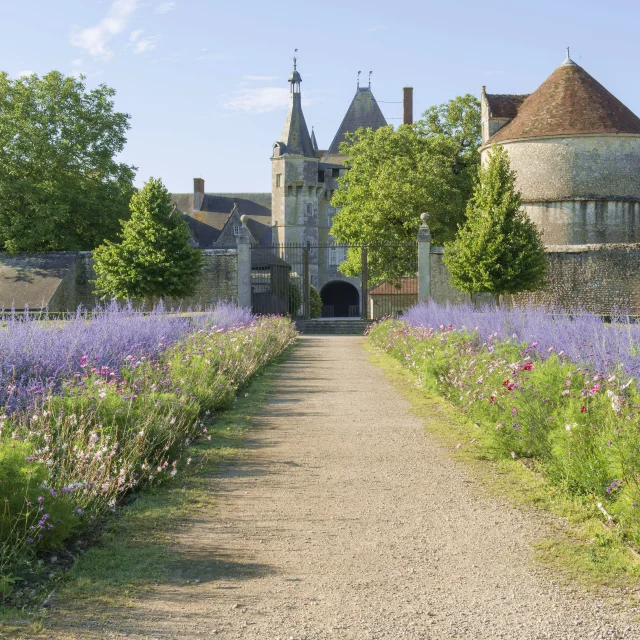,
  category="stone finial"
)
[240,214,248,225]
[418,212,431,243]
